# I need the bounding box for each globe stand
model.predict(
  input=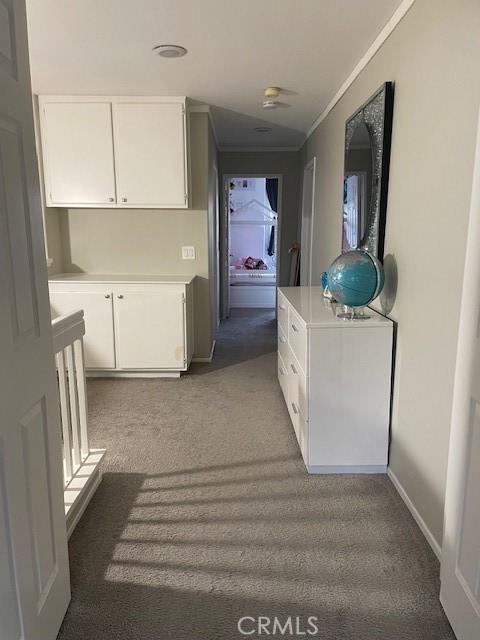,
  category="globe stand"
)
[336,305,371,320]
